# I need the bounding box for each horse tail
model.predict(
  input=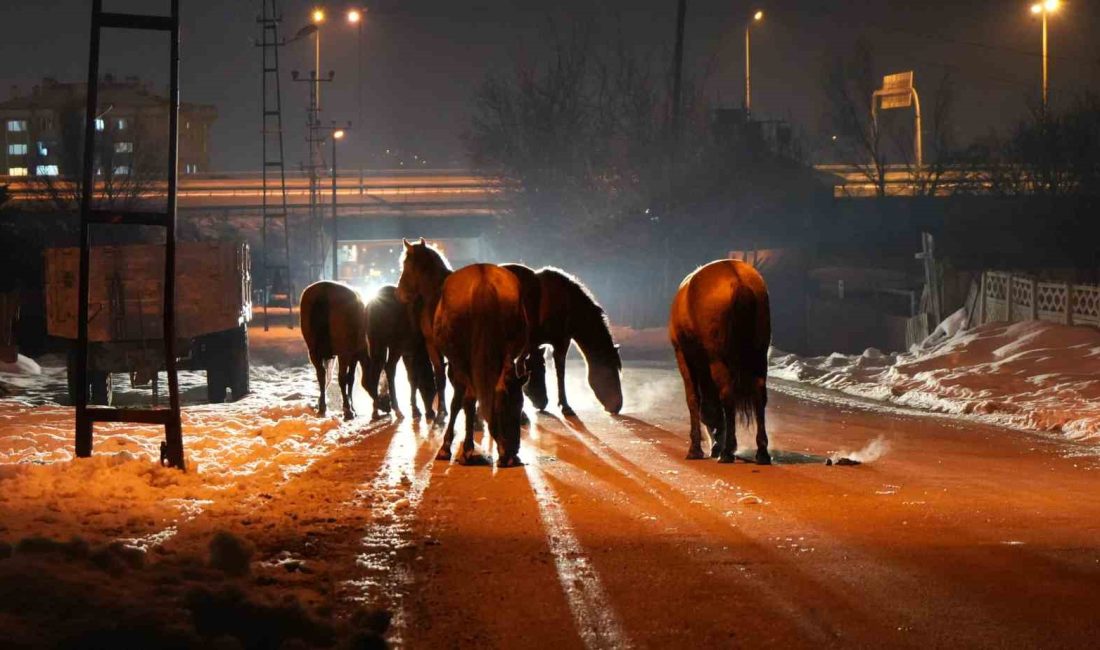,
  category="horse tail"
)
[471,281,505,430]
[728,277,762,425]
[309,286,332,360]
